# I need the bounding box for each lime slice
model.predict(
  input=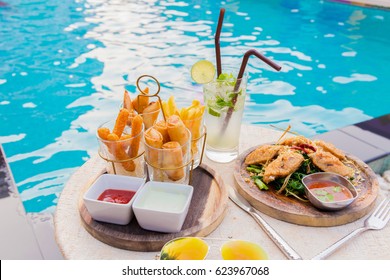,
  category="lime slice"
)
[208,107,221,117]
[191,60,216,84]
